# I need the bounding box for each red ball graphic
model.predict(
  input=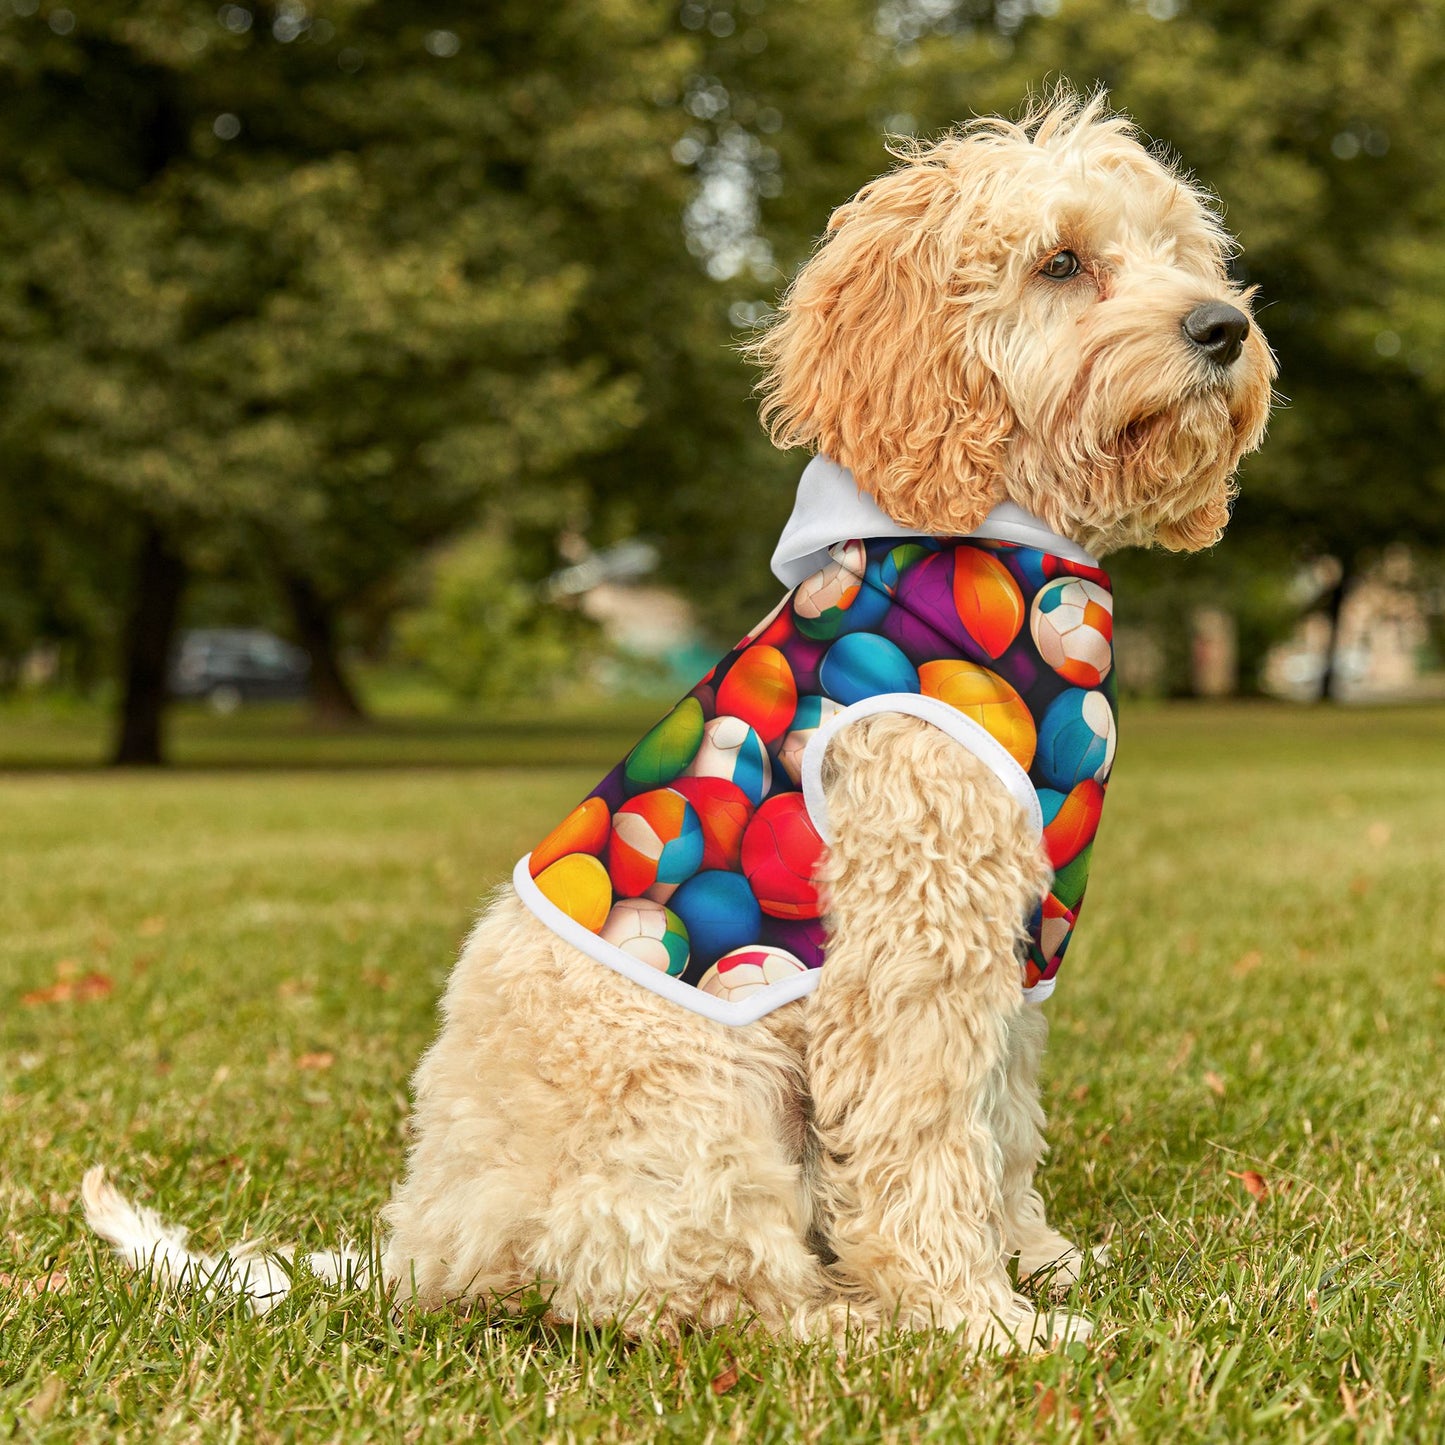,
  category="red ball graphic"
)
[670,776,754,871]
[1041,780,1104,869]
[741,793,826,920]
[740,595,797,650]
